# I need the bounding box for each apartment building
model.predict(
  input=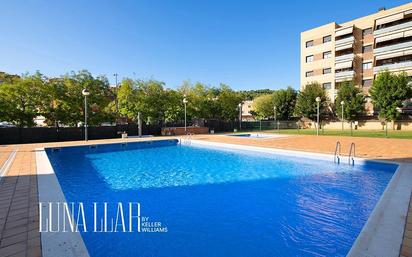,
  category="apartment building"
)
[300,2,412,110]
[241,100,255,121]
